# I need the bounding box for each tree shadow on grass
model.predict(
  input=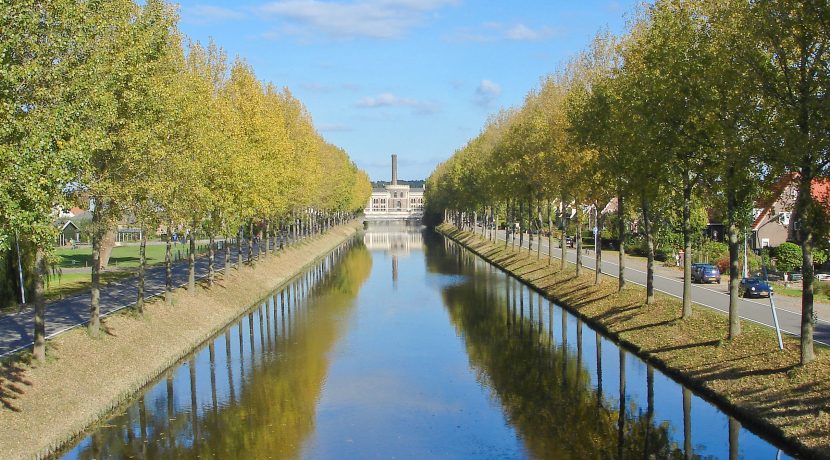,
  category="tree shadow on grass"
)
[648,339,722,354]
[0,354,33,413]
[614,318,676,334]
[590,303,646,327]
[108,256,141,266]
